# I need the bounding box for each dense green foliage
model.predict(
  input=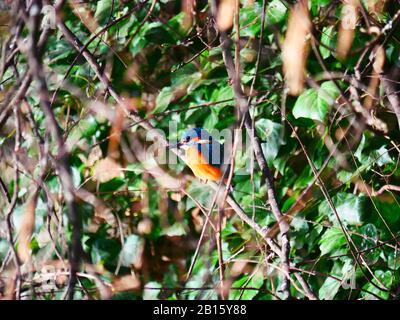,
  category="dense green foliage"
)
[1,0,400,300]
